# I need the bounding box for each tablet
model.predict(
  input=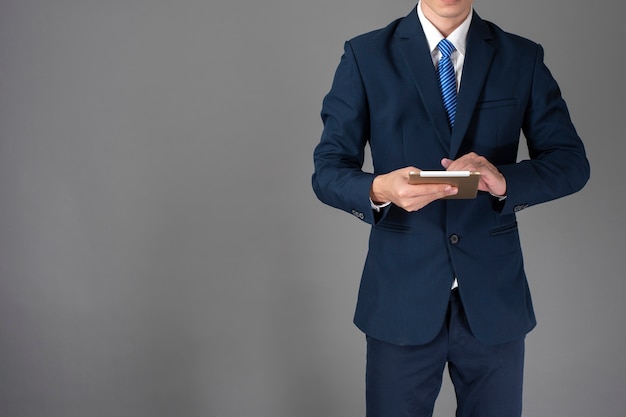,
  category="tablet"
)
[408,171,481,199]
